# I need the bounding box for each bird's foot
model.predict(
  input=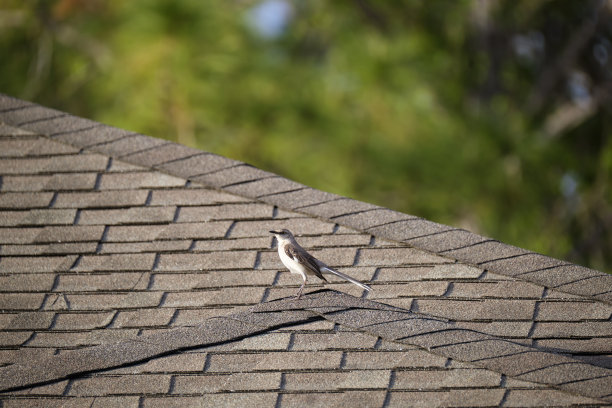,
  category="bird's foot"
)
[295,283,305,299]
